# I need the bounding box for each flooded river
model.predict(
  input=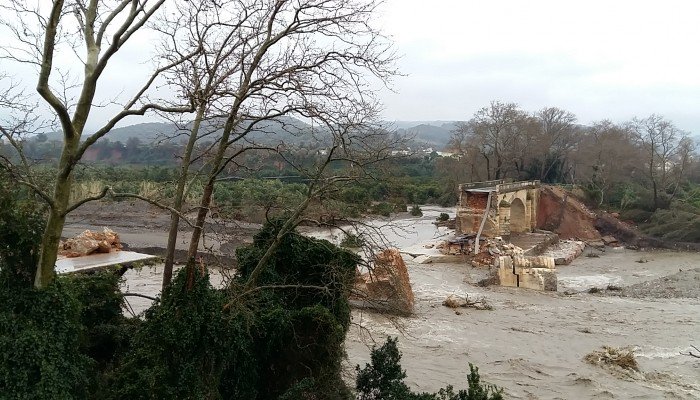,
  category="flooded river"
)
[120,206,700,399]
